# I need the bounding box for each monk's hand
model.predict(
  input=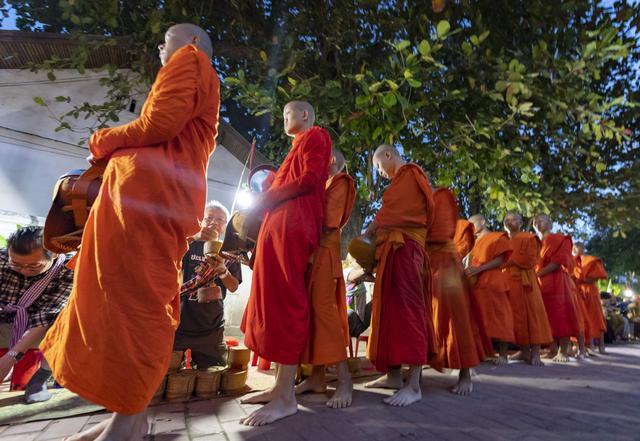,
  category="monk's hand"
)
[465,266,482,277]
[0,354,16,382]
